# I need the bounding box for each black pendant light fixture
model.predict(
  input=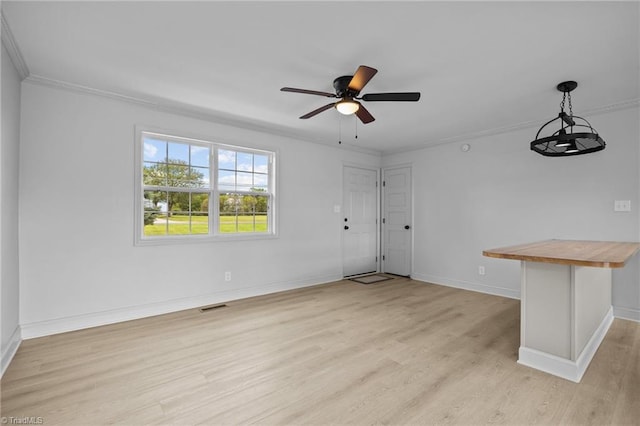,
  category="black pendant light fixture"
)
[530,81,606,157]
